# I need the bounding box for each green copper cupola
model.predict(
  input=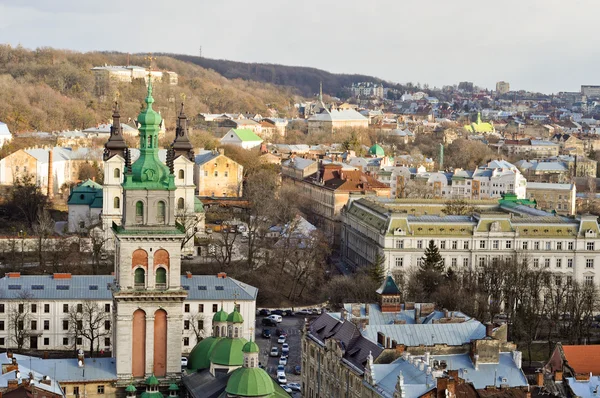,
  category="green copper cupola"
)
[122,76,175,191]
